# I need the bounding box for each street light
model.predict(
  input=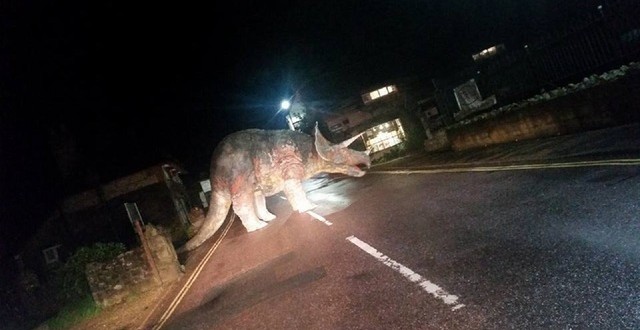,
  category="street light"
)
[279,95,303,131]
[278,95,298,130]
[279,85,309,130]
[280,99,291,111]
